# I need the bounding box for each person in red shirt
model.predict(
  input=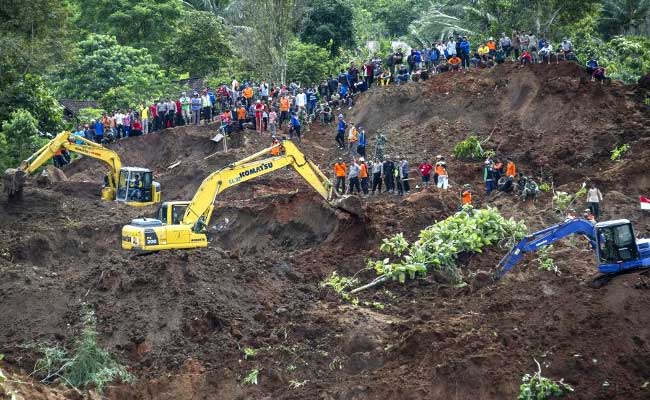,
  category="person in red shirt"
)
[418,159,433,188]
[175,98,183,126]
[131,119,143,136]
[149,103,158,131]
[254,100,264,133]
